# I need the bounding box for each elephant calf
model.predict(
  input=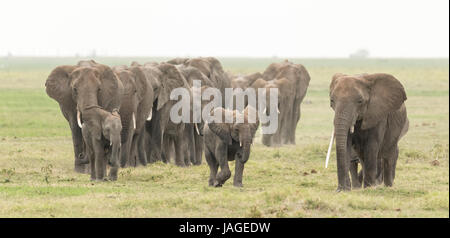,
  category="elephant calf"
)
[81,108,122,181]
[203,106,259,187]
